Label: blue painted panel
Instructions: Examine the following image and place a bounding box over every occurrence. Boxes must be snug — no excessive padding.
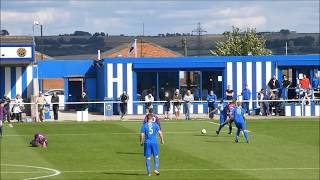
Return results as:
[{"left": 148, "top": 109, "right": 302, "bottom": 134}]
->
[
  {"left": 22, "top": 67, "right": 27, "bottom": 97},
  {"left": 0, "top": 67, "right": 5, "bottom": 97},
  {"left": 10, "top": 67, "right": 16, "bottom": 98},
  {"left": 38, "top": 60, "right": 95, "bottom": 78}
]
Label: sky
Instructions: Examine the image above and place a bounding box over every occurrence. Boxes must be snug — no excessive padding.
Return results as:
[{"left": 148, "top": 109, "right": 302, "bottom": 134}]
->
[{"left": 1, "top": 0, "right": 319, "bottom": 36}]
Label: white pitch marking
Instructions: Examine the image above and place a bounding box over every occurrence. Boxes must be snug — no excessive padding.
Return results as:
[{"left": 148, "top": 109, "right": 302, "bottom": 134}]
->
[
  {"left": 1, "top": 164, "right": 61, "bottom": 180},
  {"left": 209, "top": 121, "right": 251, "bottom": 132}
]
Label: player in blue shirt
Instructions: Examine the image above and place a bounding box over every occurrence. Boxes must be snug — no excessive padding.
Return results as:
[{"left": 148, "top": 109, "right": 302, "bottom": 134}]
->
[
  {"left": 231, "top": 101, "right": 249, "bottom": 143},
  {"left": 215, "top": 100, "right": 228, "bottom": 135},
  {"left": 140, "top": 113, "right": 164, "bottom": 176}
]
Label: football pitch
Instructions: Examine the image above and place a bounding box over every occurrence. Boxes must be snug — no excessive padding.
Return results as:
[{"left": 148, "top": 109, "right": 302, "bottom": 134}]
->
[{"left": 1, "top": 118, "right": 319, "bottom": 180}]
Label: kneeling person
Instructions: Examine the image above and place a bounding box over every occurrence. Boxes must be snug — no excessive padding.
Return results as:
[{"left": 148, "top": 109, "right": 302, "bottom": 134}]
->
[
  {"left": 140, "top": 113, "right": 164, "bottom": 176},
  {"left": 30, "top": 133, "right": 48, "bottom": 148}
]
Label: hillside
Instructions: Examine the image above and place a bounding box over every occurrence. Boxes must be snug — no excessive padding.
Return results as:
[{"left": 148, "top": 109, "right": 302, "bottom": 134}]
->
[{"left": 34, "top": 32, "right": 320, "bottom": 58}]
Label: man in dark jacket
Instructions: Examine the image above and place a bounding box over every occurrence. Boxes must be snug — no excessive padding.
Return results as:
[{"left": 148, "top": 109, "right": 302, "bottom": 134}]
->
[
  {"left": 120, "top": 91, "right": 129, "bottom": 119},
  {"left": 79, "top": 92, "right": 88, "bottom": 111},
  {"left": 2, "top": 95, "right": 11, "bottom": 123},
  {"left": 51, "top": 92, "right": 59, "bottom": 120}
]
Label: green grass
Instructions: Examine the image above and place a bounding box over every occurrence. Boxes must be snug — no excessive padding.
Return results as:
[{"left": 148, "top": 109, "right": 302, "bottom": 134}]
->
[{"left": 1, "top": 118, "right": 319, "bottom": 180}]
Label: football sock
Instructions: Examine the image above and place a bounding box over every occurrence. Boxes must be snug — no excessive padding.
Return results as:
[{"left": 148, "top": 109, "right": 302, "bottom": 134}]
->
[
  {"left": 229, "top": 125, "right": 232, "bottom": 133},
  {"left": 243, "top": 130, "right": 249, "bottom": 142},
  {"left": 146, "top": 158, "right": 151, "bottom": 174},
  {"left": 236, "top": 129, "right": 241, "bottom": 140},
  {"left": 154, "top": 156, "right": 159, "bottom": 170}
]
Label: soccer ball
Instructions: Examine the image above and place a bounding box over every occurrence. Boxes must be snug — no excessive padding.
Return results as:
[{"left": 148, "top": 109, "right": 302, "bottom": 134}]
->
[{"left": 201, "top": 129, "right": 207, "bottom": 135}]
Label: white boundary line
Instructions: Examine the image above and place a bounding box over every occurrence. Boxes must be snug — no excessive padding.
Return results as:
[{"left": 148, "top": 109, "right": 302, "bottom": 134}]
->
[
  {"left": 209, "top": 121, "right": 251, "bottom": 133},
  {"left": 1, "top": 164, "right": 61, "bottom": 180},
  {"left": 1, "top": 167, "right": 318, "bottom": 174}
]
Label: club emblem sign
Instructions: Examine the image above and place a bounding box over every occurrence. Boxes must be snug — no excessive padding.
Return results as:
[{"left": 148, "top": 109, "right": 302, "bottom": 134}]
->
[{"left": 17, "top": 47, "right": 27, "bottom": 57}]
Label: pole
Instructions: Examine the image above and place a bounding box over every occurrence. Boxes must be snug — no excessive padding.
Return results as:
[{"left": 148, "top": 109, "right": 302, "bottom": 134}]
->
[
  {"left": 285, "top": 41, "right": 288, "bottom": 56},
  {"left": 40, "top": 24, "right": 44, "bottom": 60}
]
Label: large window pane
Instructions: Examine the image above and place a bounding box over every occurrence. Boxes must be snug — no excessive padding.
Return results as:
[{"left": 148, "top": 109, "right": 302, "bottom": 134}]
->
[
  {"left": 202, "top": 71, "right": 223, "bottom": 100},
  {"left": 159, "top": 72, "right": 179, "bottom": 100},
  {"left": 179, "top": 71, "right": 201, "bottom": 100},
  {"left": 137, "top": 72, "right": 157, "bottom": 101}
]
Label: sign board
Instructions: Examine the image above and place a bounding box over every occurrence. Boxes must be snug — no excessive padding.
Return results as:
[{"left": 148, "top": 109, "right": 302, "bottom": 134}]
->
[{"left": 0, "top": 45, "right": 34, "bottom": 61}]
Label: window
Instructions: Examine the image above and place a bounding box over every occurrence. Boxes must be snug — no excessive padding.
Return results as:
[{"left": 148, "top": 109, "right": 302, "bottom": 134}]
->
[
  {"left": 179, "top": 71, "right": 201, "bottom": 100},
  {"left": 137, "top": 72, "right": 157, "bottom": 101},
  {"left": 159, "top": 72, "right": 179, "bottom": 100},
  {"left": 202, "top": 71, "right": 223, "bottom": 100}
]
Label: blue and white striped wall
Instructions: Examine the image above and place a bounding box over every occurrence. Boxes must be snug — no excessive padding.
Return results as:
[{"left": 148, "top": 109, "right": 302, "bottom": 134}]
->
[
  {"left": 0, "top": 65, "right": 33, "bottom": 99},
  {"left": 285, "top": 104, "right": 320, "bottom": 117},
  {"left": 105, "top": 60, "right": 278, "bottom": 115},
  {"left": 226, "top": 61, "right": 276, "bottom": 110}
]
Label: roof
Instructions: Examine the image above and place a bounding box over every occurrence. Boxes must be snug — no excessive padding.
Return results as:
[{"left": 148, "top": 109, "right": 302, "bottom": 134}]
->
[
  {"left": 0, "top": 36, "right": 33, "bottom": 44},
  {"left": 98, "top": 40, "right": 183, "bottom": 59}
]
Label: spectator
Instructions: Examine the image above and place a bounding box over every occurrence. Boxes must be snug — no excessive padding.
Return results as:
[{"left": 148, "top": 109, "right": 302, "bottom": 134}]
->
[
  {"left": 282, "top": 75, "right": 291, "bottom": 100},
  {"left": 1, "top": 95, "right": 11, "bottom": 124},
  {"left": 262, "top": 90, "right": 271, "bottom": 116},
  {"left": 206, "top": 91, "right": 217, "bottom": 120},
  {"left": 13, "top": 94, "right": 24, "bottom": 122},
  {"left": 312, "top": 72, "right": 320, "bottom": 103},
  {"left": 183, "top": 90, "right": 194, "bottom": 120},
  {"left": 36, "top": 92, "right": 47, "bottom": 122},
  {"left": 120, "top": 91, "right": 129, "bottom": 119},
  {"left": 173, "top": 89, "right": 182, "bottom": 120},
  {"left": 163, "top": 92, "right": 171, "bottom": 120},
  {"left": 268, "top": 75, "right": 280, "bottom": 95},
  {"left": 300, "top": 74, "right": 311, "bottom": 105},
  {"left": 241, "top": 84, "right": 251, "bottom": 114},
  {"left": 144, "top": 91, "right": 154, "bottom": 114},
  {"left": 269, "top": 90, "right": 280, "bottom": 116},
  {"left": 51, "top": 92, "right": 59, "bottom": 120},
  {"left": 225, "top": 85, "right": 234, "bottom": 101},
  {"left": 257, "top": 89, "right": 265, "bottom": 115},
  {"left": 0, "top": 102, "right": 7, "bottom": 137},
  {"left": 79, "top": 92, "right": 89, "bottom": 111}
]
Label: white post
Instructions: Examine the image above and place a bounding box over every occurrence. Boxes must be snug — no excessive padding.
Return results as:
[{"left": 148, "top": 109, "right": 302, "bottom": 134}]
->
[
  {"left": 97, "top": 50, "right": 101, "bottom": 60},
  {"left": 103, "top": 102, "right": 106, "bottom": 121},
  {"left": 134, "top": 39, "right": 138, "bottom": 58}
]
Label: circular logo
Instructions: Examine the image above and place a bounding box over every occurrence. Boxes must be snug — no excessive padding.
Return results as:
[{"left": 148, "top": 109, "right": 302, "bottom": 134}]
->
[{"left": 17, "top": 48, "right": 27, "bottom": 57}]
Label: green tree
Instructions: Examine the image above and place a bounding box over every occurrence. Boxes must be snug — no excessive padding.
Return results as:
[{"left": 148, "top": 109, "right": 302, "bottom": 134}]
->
[{"left": 210, "top": 27, "right": 272, "bottom": 56}]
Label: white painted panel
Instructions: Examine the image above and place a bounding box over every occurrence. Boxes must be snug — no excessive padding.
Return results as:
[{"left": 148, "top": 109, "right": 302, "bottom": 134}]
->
[
  {"left": 117, "top": 63, "right": 123, "bottom": 97},
  {"left": 256, "top": 62, "right": 262, "bottom": 107},
  {"left": 169, "top": 104, "right": 174, "bottom": 114},
  {"left": 285, "top": 106, "right": 291, "bottom": 116},
  {"left": 0, "top": 46, "right": 32, "bottom": 58},
  {"left": 26, "top": 65, "right": 33, "bottom": 97},
  {"left": 16, "top": 67, "right": 22, "bottom": 96},
  {"left": 236, "top": 62, "right": 242, "bottom": 97},
  {"left": 107, "top": 63, "right": 113, "bottom": 98},
  {"left": 305, "top": 105, "right": 311, "bottom": 116},
  {"left": 157, "top": 104, "right": 163, "bottom": 115},
  {"left": 137, "top": 105, "right": 143, "bottom": 115},
  {"left": 295, "top": 106, "right": 301, "bottom": 116},
  {"left": 246, "top": 62, "right": 253, "bottom": 110},
  {"left": 4, "top": 67, "right": 11, "bottom": 98},
  {"left": 127, "top": 63, "right": 133, "bottom": 114},
  {"left": 198, "top": 104, "right": 203, "bottom": 114},
  {"left": 226, "top": 62, "right": 233, "bottom": 89},
  {"left": 315, "top": 105, "right": 320, "bottom": 116},
  {"left": 266, "top": 61, "right": 272, "bottom": 86},
  {"left": 190, "top": 104, "right": 193, "bottom": 114}
]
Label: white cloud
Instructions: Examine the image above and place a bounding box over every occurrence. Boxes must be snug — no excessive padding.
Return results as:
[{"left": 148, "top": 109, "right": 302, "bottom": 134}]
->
[
  {"left": 204, "top": 16, "right": 267, "bottom": 30},
  {"left": 83, "top": 17, "right": 128, "bottom": 32},
  {"left": 1, "top": 9, "right": 71, "bottom": 25}
]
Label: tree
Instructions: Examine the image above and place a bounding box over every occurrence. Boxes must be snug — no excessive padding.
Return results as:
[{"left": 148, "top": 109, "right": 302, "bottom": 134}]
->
[
  {"left": 210, "top": 27, "right": 272, "bottom": 56},
  {"left": 0, "top": 29, "right": 9, "bottom": 36},
  {"left": 280, "top": 29, "right": 290, "bottom": 36}
]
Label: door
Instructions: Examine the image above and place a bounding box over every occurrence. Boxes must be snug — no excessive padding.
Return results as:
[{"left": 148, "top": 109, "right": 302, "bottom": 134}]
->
[{"left": 68, "top": 79, "right": 83, "bottom": 110}]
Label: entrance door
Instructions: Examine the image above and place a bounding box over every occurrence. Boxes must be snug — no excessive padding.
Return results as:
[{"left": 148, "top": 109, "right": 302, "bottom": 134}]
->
[
  {"left": 202, "top": 71, "right": 223, "bottom": 99},
  {"left": 68, "top": 78, "right": 83, "bottom": 110}
]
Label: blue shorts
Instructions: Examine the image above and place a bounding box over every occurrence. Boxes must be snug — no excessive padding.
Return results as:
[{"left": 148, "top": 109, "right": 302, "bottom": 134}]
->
[
  {"left": 144, "top": 143, "right": 158, "bottom": 157},
  {"left": 235, "top": 122, "right": 246, "bottom": 131}
]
